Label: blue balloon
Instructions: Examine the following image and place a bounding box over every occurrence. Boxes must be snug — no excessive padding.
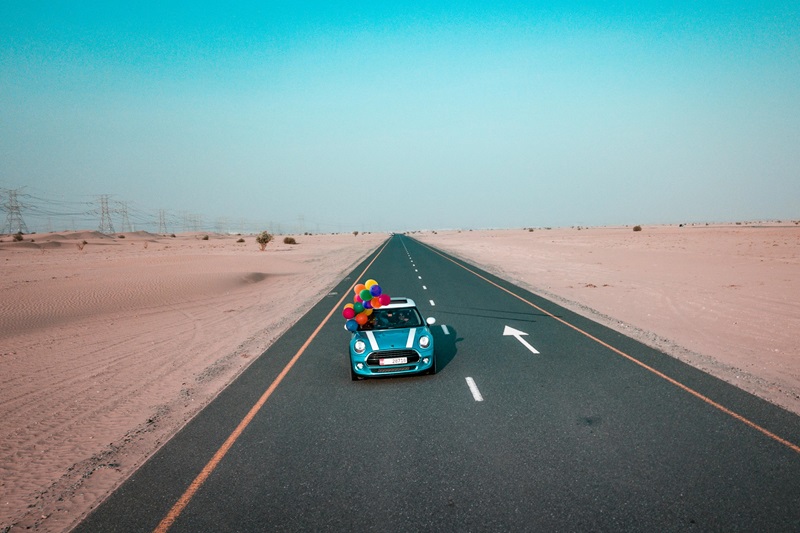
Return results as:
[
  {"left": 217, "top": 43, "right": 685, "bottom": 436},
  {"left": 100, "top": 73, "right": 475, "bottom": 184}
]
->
[
  {"left": 345, "top": 319, "right": 358, "bottom": 332},
  {"left": 363, "top": 300, "right": 372, "bottom": 309},
  {"left": 370, "top": 284, "right": 382, "bottom": 297}
]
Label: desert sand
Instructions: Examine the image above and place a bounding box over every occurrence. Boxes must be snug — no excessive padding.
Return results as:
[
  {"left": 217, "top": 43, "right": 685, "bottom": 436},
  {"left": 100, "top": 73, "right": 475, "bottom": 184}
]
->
[{"left": 1, "top": 224, "right": 798, "bottom": 532}]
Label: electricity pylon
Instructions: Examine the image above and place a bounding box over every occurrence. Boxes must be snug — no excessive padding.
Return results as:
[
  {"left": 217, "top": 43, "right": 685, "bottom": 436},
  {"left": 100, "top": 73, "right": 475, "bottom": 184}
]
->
[
  {"left": 2, "top": 189, "right": 30, "bottom": 235},
  {"left": 98, "top": 195, "right": 115, "bottom": 234}
]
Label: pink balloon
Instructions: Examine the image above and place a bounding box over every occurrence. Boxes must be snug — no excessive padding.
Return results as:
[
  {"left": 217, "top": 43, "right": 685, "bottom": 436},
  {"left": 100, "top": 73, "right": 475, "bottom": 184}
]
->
[
  {"left": 342, "top": 307, "right": 356, "bottom": 319},
  {"left": 379, "top": 294, "right": 391, "bottom": 306}
]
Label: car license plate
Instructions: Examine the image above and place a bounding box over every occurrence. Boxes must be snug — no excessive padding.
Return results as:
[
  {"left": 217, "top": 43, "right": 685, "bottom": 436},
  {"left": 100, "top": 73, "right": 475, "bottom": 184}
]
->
[{"left": 379, "top": 357, "right": 407, "bottom": 366}]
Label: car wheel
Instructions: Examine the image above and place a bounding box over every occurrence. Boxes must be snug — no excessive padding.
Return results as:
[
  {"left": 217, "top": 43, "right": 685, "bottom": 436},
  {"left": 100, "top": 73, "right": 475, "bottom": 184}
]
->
[
  {"left": 350, "top": 365, "right": 361, "bottom": 381},
  {"left": 428, "top": 354, "right": 437, "bottom": 375}
]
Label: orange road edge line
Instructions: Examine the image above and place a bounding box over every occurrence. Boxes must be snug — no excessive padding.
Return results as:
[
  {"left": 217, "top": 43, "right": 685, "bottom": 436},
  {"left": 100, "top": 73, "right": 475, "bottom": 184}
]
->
[
  {"left": 418, "top": 240, "right": 800, "bottom": 455},
  {"left": 154, "top": 239, "right": 390, "bottom": 532}
]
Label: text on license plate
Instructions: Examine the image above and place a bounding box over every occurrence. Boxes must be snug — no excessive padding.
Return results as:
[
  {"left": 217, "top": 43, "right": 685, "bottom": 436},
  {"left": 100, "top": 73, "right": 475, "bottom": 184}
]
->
[{"left": 379, "top": 357, "right": 408, "bottom": 366}]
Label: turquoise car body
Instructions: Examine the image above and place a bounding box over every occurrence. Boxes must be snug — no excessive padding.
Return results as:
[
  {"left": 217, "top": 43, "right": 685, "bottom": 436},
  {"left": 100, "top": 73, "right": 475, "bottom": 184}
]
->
[{"left": 348, "top": 298, "right": 436, "bottom": 380}]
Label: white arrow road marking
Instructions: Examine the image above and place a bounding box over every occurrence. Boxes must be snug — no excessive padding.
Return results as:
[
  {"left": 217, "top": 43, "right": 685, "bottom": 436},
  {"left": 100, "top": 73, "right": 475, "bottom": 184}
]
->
[
  {"left": 502, "top": 325, "right": 540, "bottom": 354},
  {"left": 465, "top": 377, "right": 484, "bottom": 402}
]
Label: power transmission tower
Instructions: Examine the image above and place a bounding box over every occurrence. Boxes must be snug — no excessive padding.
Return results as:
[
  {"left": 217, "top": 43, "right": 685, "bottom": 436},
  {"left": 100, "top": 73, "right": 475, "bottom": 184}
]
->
[
  {"left": 118, "top": 201, "right": 132, "bottom": 233},
  {"left": 158, "top": 209, "right": 168, "bottom": 234},
  {"left": 2, "top": 189, "right": 30, "bottom": 235},
  {"left": 98, "top": 195, "right": 115, "bottom": 234}
]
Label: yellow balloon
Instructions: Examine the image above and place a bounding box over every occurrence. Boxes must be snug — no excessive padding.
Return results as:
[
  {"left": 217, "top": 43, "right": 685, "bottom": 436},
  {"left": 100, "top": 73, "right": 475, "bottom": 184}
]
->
[
  {"left": 364, "top": 308, "right": 373, "bottom": 315},
  {"left": 365, "top": 279, "right": 378, "bottom": 289}
]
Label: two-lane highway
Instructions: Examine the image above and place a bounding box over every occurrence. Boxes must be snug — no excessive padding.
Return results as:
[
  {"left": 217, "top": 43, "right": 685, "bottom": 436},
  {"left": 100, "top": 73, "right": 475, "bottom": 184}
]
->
[{"left": 76, "top": 234, "right": 800, "bottom": 532}]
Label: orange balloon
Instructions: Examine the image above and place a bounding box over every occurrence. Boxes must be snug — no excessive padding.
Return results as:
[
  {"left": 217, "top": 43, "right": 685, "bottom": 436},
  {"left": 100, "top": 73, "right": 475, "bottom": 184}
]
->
[
  {"left": 371, "top": 297, "right": 382, "bottom": 309},
  {"left": 355, "top": 312, "right": 368, "bottom": 325},
  {"left": 354, "top": 284, "right": 366, "bottom": 295}
]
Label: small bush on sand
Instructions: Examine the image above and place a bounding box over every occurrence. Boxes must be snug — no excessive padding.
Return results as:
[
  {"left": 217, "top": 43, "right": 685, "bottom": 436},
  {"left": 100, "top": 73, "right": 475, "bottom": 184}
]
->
[
  {"left": 237, "top": 237, "right": 245, "bottom": 243},
  {"left": 201, "top": 235, "right": 209, "bottom": 240},
  {"left": 76, "top": 240, "right": 88, "bottom": 251},
  {"left": 117, "top": 234, "right": 125, "bottom": 239},
  {"left": 13, "top": 232, "right": 24, "bottom": 242},
  {"left": 633, "top": 225, "right": 643, "bottom": 232},
  {"left": 283, "top": 236, "right": 297, "bottom": 245},
  {"left": 353, "top": 231, "right": 359, "bottom": 236},
  {"left": 256, "top": 231, "right": 273, "bottom": 251}
]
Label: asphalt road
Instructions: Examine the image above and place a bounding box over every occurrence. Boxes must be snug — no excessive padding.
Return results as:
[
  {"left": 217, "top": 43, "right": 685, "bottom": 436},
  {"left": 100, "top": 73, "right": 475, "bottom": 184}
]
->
[{"left": 75, "top": 234, "right": 800, "bottom": 532}]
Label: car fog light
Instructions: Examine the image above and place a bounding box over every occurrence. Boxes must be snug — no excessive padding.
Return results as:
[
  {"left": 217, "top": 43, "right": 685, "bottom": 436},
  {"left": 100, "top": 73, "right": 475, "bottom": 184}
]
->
[
  {"left": 356, "top": 363, "right": 364, "bottom": 370},
  {"left": 422, "top": 357, "right": 430, "bottom": 364}
]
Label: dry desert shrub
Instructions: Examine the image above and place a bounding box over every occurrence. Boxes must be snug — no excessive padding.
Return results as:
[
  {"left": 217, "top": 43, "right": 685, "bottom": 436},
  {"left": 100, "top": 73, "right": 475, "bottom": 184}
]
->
[
  {"left": 76, "top": 240, "right": 88, "bottom": 251},
  {"left": 633, "top": 225, "right": 643, "bottom": 232},
  {"left": 255, "top": 231, "right": 273, "bottom": 251},
  {"left": 13, "top": 232, "right": 24, "bottom": 242},
  {"left": 237, "top": 237, "right": 245, "bottom": 243},
  {"left": 283, "top": 236, "right": 297, "bottom": 245}
]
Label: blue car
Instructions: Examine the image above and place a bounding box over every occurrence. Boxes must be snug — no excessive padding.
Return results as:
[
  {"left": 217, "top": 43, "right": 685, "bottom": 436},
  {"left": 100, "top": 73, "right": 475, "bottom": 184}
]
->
[{"left": 348, "top": 298, "right": 437, "bottom": 380}]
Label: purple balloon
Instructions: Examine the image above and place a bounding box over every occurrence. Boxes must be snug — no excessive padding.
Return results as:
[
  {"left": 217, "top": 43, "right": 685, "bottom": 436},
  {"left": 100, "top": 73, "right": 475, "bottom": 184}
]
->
[{"left": 370, "top": 284, "right": 382, "bottom": 297}]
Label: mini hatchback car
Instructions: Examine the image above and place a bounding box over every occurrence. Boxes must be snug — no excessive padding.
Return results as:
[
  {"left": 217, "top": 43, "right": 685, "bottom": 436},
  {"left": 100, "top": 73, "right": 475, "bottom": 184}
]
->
[{"left": 348, "top": 298, "right": 436, "bottom": 380}]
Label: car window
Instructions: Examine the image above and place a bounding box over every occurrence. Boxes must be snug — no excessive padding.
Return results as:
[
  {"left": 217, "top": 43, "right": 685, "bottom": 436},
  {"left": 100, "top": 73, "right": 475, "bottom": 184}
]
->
[{"left": 361, "top": 307, "right": 423, "bottom": 330}]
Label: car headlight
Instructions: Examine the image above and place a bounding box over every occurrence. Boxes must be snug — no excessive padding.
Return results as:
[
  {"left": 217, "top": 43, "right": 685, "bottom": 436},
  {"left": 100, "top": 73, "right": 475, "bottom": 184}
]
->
[
  {"left": 419, "top": 335, "right": 430, "bottom": 348},
  {"left": 354, "top": 340, "right": 366, "bottom": 354}
]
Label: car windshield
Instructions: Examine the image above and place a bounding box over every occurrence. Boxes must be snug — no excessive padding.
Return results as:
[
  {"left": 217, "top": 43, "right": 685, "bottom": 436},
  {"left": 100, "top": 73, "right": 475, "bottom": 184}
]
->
[{"left": 360, "top": 307, "right": 423, "bottom": 331}]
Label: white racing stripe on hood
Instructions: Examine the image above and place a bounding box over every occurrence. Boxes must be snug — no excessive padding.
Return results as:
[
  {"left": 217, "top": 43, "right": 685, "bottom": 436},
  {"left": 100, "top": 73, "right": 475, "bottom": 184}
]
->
[
  {"left": 365, "top": 331, "right": 379, "bottom": 351},
  {"left": 406, "top": 328, "right": 416, "bottom": 348}
]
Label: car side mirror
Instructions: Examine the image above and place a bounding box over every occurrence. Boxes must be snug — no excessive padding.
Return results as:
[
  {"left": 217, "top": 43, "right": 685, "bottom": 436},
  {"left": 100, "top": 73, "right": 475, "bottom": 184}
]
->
[{"left": 426, "top": 317, "right": 436, "bottom": 325}]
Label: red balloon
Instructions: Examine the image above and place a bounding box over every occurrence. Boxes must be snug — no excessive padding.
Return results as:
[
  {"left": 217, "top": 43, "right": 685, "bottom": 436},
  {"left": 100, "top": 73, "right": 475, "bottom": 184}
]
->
[
  {"left": 342, "top": 307, "right": 356, "bottom": 319},
  {"left": 379, "top": 294, "right": 391, "bottom": 306}
]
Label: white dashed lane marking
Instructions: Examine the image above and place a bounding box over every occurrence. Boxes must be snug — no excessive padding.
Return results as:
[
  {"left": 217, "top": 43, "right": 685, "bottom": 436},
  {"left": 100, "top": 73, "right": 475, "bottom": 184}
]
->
[
  {"left": 466, "top": 378, "right": 484, "bottom": 402},
  {"left": 430, "top": 300, "right": 435, "bottom": 306},
  {"left": 441, "top": 325, "right": 450, "bottom": 335}
]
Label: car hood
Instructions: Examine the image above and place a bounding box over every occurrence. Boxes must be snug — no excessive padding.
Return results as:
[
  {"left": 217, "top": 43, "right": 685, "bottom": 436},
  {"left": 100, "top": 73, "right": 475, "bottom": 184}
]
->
[{"left": 363, "top": 328, "right": 420, "bottom": 350}]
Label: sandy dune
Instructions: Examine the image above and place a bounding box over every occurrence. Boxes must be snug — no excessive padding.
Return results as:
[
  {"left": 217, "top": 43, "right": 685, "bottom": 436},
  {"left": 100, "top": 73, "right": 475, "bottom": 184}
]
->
[
  {"left": 0, "top": 231, "right": 384, "bottom": 532},
  {"left": 1, "top": 224, "right": 798, "bottom": 532}
]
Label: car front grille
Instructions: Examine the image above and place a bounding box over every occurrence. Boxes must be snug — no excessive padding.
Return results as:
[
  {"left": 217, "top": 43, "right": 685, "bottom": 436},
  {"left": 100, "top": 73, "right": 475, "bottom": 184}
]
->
[
  {"left": 372, "top": 366, "right": 416, "bottom": 374},
  {"left": 366, "top": 349, "right": 419, "bottom": 366}
]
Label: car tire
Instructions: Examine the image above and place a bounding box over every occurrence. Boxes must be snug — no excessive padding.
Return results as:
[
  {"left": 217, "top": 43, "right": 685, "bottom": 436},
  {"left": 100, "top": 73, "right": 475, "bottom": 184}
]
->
[
  {"left": 428, "top": 354, "right": 437, "bottom": 375},
  {"left": 350, "top": 365, "right": 361, "bottom": 381}
]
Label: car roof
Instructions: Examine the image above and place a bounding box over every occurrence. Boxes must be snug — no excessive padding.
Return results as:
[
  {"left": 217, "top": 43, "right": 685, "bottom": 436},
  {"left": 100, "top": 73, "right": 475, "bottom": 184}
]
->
[{"left": 380, "top": 297, "right": 417, "bottom": 310}]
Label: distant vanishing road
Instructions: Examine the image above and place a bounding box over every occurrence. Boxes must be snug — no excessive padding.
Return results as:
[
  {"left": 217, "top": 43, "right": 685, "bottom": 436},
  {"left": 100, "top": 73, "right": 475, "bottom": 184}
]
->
[{"left": 76, "top": 234, "right": 800, "bottom": 532}]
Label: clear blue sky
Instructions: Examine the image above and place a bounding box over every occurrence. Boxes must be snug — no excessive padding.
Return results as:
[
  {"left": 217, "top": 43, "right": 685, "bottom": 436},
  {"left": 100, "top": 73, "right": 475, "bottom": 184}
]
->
[{"left": 2, "top": 1, "right": 798, "bottom": 233}]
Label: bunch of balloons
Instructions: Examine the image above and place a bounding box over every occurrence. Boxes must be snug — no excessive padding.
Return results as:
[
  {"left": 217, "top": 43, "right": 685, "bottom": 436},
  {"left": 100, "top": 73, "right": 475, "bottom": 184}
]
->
[{"left": 342, "top": 279, "right": 391, "bottom": 332}]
